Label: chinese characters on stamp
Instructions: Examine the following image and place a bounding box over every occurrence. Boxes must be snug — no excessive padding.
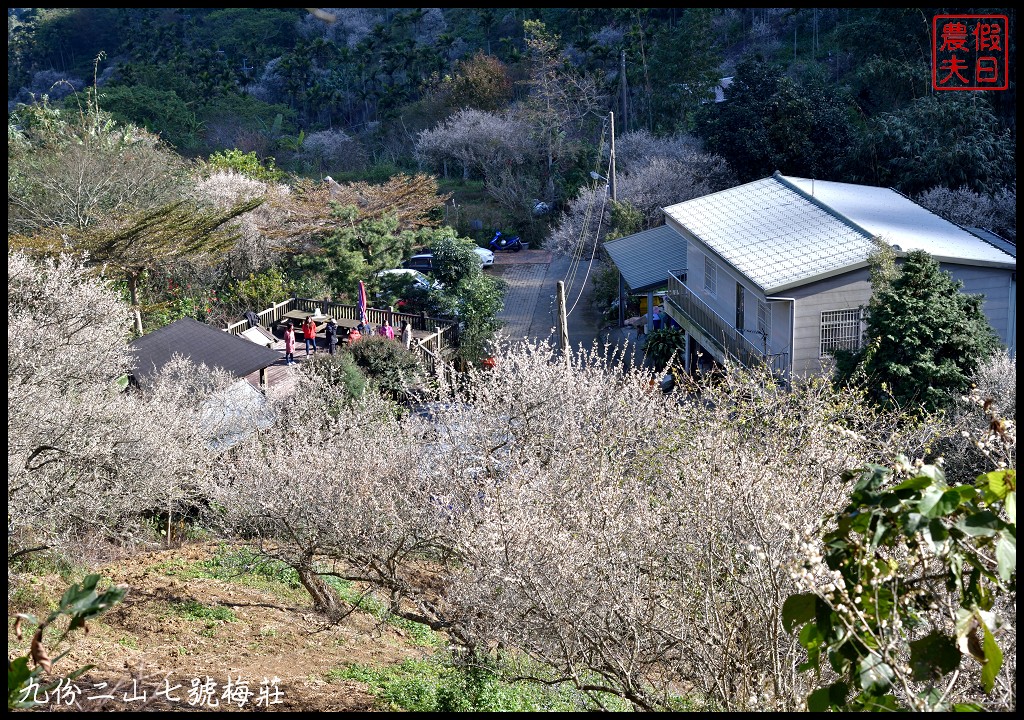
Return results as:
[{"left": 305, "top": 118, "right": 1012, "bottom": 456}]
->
[{"left": 933, "top": 14, "right": 1009, "bottom": 91}]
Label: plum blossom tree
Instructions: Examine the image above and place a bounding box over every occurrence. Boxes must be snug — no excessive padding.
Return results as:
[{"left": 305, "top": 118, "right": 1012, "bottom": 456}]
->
[
  {"left": 7, "top": 252, "right": 221, "bottom": 563},
  {"left": 209, "top": 335, "right": 948, "bottom": 711},
  {"left": 548, "top": 131, "right": 735, "bottom": 256},
  {"left": 415, "top": 108, "right": 534, "bottom": 183}
]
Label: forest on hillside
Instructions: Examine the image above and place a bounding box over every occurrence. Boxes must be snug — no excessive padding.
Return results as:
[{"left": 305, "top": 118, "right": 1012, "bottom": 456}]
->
[{"left": 8, "top": 8, "right": 1017, "bottom": 237}]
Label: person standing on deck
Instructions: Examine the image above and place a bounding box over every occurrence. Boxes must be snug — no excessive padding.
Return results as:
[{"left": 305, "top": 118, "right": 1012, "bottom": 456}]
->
[
  {"left": 324, "top": 318, "right": 339, "bottom": 355},
  {"left": 401, "top": 320, "right": 413, "bottom": 349},
  {"left": 302, "top": 315, "right": 318, "bottom": 355},
  {"left": 283, "top": 322, "right": 296, "bottom": 365},
  {"left": 379, "top": 320, "right": 395, "bottom": 340}
]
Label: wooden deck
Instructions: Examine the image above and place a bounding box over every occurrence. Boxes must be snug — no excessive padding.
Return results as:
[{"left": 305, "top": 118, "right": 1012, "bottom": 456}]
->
[
  {"left": 240, "top": 321, "right": 445, "bottom": 394},
  {"left": 241, "top": 333, "right": 324, "bottom": 394},
  {"left": 229, "top": 297, "right": 458, "bottom": 381}
]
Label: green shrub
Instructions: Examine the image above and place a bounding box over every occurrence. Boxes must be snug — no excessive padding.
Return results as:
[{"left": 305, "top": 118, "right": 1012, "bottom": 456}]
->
[
  {"left": 302, "top": 352, "right": 367, "bottom": 403},
  {"left": 346, "top": 335, "right": 424, "bottom": 400},
  {"left": 171, "top": 599, "right": 237, "bottom": 624},
  {"left": 643, "top": 327, "right": 687, "bottom": 370},
  {"left": 591, "top": 262, "right": 620, "bottom": 313},
  {"left": 328, "top": 653, "right": 626, "bottom": 712},
  {"left": 220, "top": 268, "right": 289, "bottom": 314}
]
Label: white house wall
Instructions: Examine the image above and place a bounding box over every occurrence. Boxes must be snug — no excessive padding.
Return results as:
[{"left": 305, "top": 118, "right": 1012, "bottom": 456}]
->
[
  {"left": 940, "top": 262, "right": 1016, "bottom": 356},
  {"left": 765, "top": 298, "right": 793, "bottom": 365},
  {"left": 684, "top": 240, "right": 788, "bottom": 358},
  {"left": 789, "top": 268, "right": 872, "bottom": 377}
]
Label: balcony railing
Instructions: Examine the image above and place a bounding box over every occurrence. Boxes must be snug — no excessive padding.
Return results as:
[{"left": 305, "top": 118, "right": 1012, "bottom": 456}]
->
[{"left": 666, "top": 271, "right": 788, "bottom": 375}]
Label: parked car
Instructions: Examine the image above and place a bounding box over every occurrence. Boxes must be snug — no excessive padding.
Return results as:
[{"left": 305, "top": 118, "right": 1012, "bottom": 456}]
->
[
  {"left": 402, "top": 248, "right": 493, "bottom": 272},
  {"left": 402, "top": 253, "right": 436, "bottom": 272},
  {"left": 473, "top": 247, "right": 494, "bottom": 267},
  {"left": 375, "top": 268, "right": 441, "bottom": 291}
]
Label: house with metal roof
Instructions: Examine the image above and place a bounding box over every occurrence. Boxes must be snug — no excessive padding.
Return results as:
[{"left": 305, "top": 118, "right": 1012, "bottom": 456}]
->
[{"left": 611, "top": 172, "right": 1015, "bottom": 378}]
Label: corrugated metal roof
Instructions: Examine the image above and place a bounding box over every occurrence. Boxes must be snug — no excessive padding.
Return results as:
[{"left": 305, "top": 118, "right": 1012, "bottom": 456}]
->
[
  {"left": 661, "top": 174, "right": 1015, "bottom": 294},
  {"left": 662, "top": 176, "right": 876, "bottom": 293},
  {"left": 129, "top": 317, "right": 282, "bottom": 386},
  {"left": 966, "top": 227, "right": 1016, "bottom": 258},
  {"left": 603, "top": 225, "right": 687, "bottom": 293},
  {"left": 783, "top": 176, "right": 1015, "bottom": 268}
]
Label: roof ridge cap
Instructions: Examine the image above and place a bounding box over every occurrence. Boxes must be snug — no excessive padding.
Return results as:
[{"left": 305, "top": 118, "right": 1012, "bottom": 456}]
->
[{"left": 772, "top": 172, "right": 876, "bottom": 242}]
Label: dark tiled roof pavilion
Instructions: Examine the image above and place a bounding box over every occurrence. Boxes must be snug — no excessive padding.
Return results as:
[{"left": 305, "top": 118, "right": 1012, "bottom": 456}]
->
[{"left": 128, "top": 317, "right": 282, "bottom": 388}]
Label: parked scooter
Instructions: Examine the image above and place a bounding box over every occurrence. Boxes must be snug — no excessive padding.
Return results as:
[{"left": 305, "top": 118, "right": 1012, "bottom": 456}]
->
[{"left": 489, "top": 230, "right": 523, "bottom": 253}]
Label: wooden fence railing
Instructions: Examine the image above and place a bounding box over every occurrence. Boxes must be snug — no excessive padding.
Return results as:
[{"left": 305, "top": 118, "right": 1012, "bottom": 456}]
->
[{"left": 225, "top": 298, "right": 457, "bottom": 375}]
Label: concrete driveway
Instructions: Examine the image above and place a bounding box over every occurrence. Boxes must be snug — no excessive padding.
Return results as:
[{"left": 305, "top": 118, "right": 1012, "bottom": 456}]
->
[{"left": 491, "top": 248, "right": 644, "bottom": 368}]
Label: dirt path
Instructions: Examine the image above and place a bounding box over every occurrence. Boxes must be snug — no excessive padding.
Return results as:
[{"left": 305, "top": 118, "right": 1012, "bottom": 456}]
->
[{"left": 8, "top": 542, "right": 434, "bottom": 712}]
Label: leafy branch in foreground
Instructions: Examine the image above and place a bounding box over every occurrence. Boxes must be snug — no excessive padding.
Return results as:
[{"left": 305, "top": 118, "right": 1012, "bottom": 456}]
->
[
  {"left": 784, "top": 457, "right": 1015, "bottom": 711},
  {"left": 8, "top": 574, "right": 127, "bottom": 710}
]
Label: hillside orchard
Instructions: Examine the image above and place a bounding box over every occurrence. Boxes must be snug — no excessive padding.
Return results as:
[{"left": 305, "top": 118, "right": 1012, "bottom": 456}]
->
[{"left": 7, "top": 250, "right": 1016, "bottom": 711}]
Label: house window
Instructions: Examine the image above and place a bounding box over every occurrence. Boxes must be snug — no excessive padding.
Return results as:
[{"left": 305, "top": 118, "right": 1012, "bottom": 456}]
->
[
  {"left": 757, "top": 300, "right": 771, "bottom": 338},
  {"left": 704, "top": 257, "right": 718, "bottom": 296},
  {"left": 820, "top": 308, "right": 864, "bottom": 356}
]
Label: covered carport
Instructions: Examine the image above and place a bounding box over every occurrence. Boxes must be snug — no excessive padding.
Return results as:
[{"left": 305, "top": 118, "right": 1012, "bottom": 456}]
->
[{"left": 603, "top": 225, "right": 688, "bottom": 334}]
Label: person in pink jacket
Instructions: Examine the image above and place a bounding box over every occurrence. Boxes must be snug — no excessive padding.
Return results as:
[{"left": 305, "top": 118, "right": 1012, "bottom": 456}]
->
[
  {"left": 378, "top": 320, "right": 395, "bottom": 340},
  {"left": 283, "top": 322, "right": 296, "bottom": 365}
]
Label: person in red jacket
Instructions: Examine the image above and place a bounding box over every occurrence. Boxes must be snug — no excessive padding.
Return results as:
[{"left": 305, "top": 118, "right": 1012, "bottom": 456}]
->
[
  {"left": 348, "top": 325, "right": 362, "bottom": 343},
  {"left": 301, "top": 316, "right": 318, "bottom": 355}
]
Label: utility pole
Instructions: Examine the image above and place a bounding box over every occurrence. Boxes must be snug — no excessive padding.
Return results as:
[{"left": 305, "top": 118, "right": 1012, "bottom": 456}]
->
[
  {"left": 556, "top": 280, "right": 569, "bottom": 358},
  {"left": 609, "top": 111, "right": 616, "bottom": 203},
  {"left": 609, "top": 111, "right": 624, "bottom": 330},
  {"left": 619, "top": 50, "right": 629, "bottom": 133}
]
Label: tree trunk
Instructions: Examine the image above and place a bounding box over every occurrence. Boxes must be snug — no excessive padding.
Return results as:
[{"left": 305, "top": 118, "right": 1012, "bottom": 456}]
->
[
  {"left": 298, "top": 566, "right": 346, "bottom": 622},
  {"left": 128, "top": 271, "right": 144, "bottom": 336}
]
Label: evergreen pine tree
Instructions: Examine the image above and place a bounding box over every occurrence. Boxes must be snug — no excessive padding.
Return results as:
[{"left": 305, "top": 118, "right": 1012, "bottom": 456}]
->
[{"left": 837, "top": 248, "right": 1002, "bottom": 412}]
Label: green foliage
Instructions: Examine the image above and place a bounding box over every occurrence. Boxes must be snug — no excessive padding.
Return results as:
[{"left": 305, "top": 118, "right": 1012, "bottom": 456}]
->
[
  {"left": 643, "top": 327, "right": 687, "bottom": 370},
  {"left": 220, "top": 267, "right": 290, "bottom": 316},
  {"left": 694, "top": 54, "right": 855, "bottom": 182},
  {"left": 647, "top": 8, "right": 723, "bottom": 134},
  {"left": 293, "top": 210, "right": 412, "bottom": 301},
  {"left": 843, "top": 94, "right": 1015, "bottom": 196},
  {"left": 429, "top": 272, "right": 507, "bottom": 366},
  {"left": 427, "top": 230, "right": 481, "bottom": 288},
  {"left": 399, "top": 227, "right": 506, "bottom": 365},
  {"left": 784, "top": 461, "right": 1015, "bottom": 711},
  {"left": 328, "top": 653, "right": 628, "bottom": 712},
  {"left": 191, "top": 8, "right": 303, "bottom": 65},
  {"left": 835, "top": 249, "right": 1002, "bottom": 413},
  {"left": 9, "top": 574, "right": 126, "bottom": 710},
  {"left": 96, "top": 84, "right": 199, "bottom": 152},
  {"left": 346, "top": 335, "right": 424, "bottom": 401},
  {"left": 204, "top": 149, "right": 284, "bottom": 182},
  {"left": 276, "top": 127, "right": 306, "bottom": 153},
  {"left": 329, "top": 162, "right": 406, "bottom": 185},
  {"left": 591, "top": 262, "right": 620, "bottom": 314},
  {"left": 153, "top": 544, "right": 304, "bottom": 593},
  {"left": 607, "top": 199, "right": 643, "bottom": 241},
  {"left": 302, "top": 352, "right": 368, "bottom": 404},
  {"left": 170, "top": 599, "right": 237, "bottom": 624}
]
